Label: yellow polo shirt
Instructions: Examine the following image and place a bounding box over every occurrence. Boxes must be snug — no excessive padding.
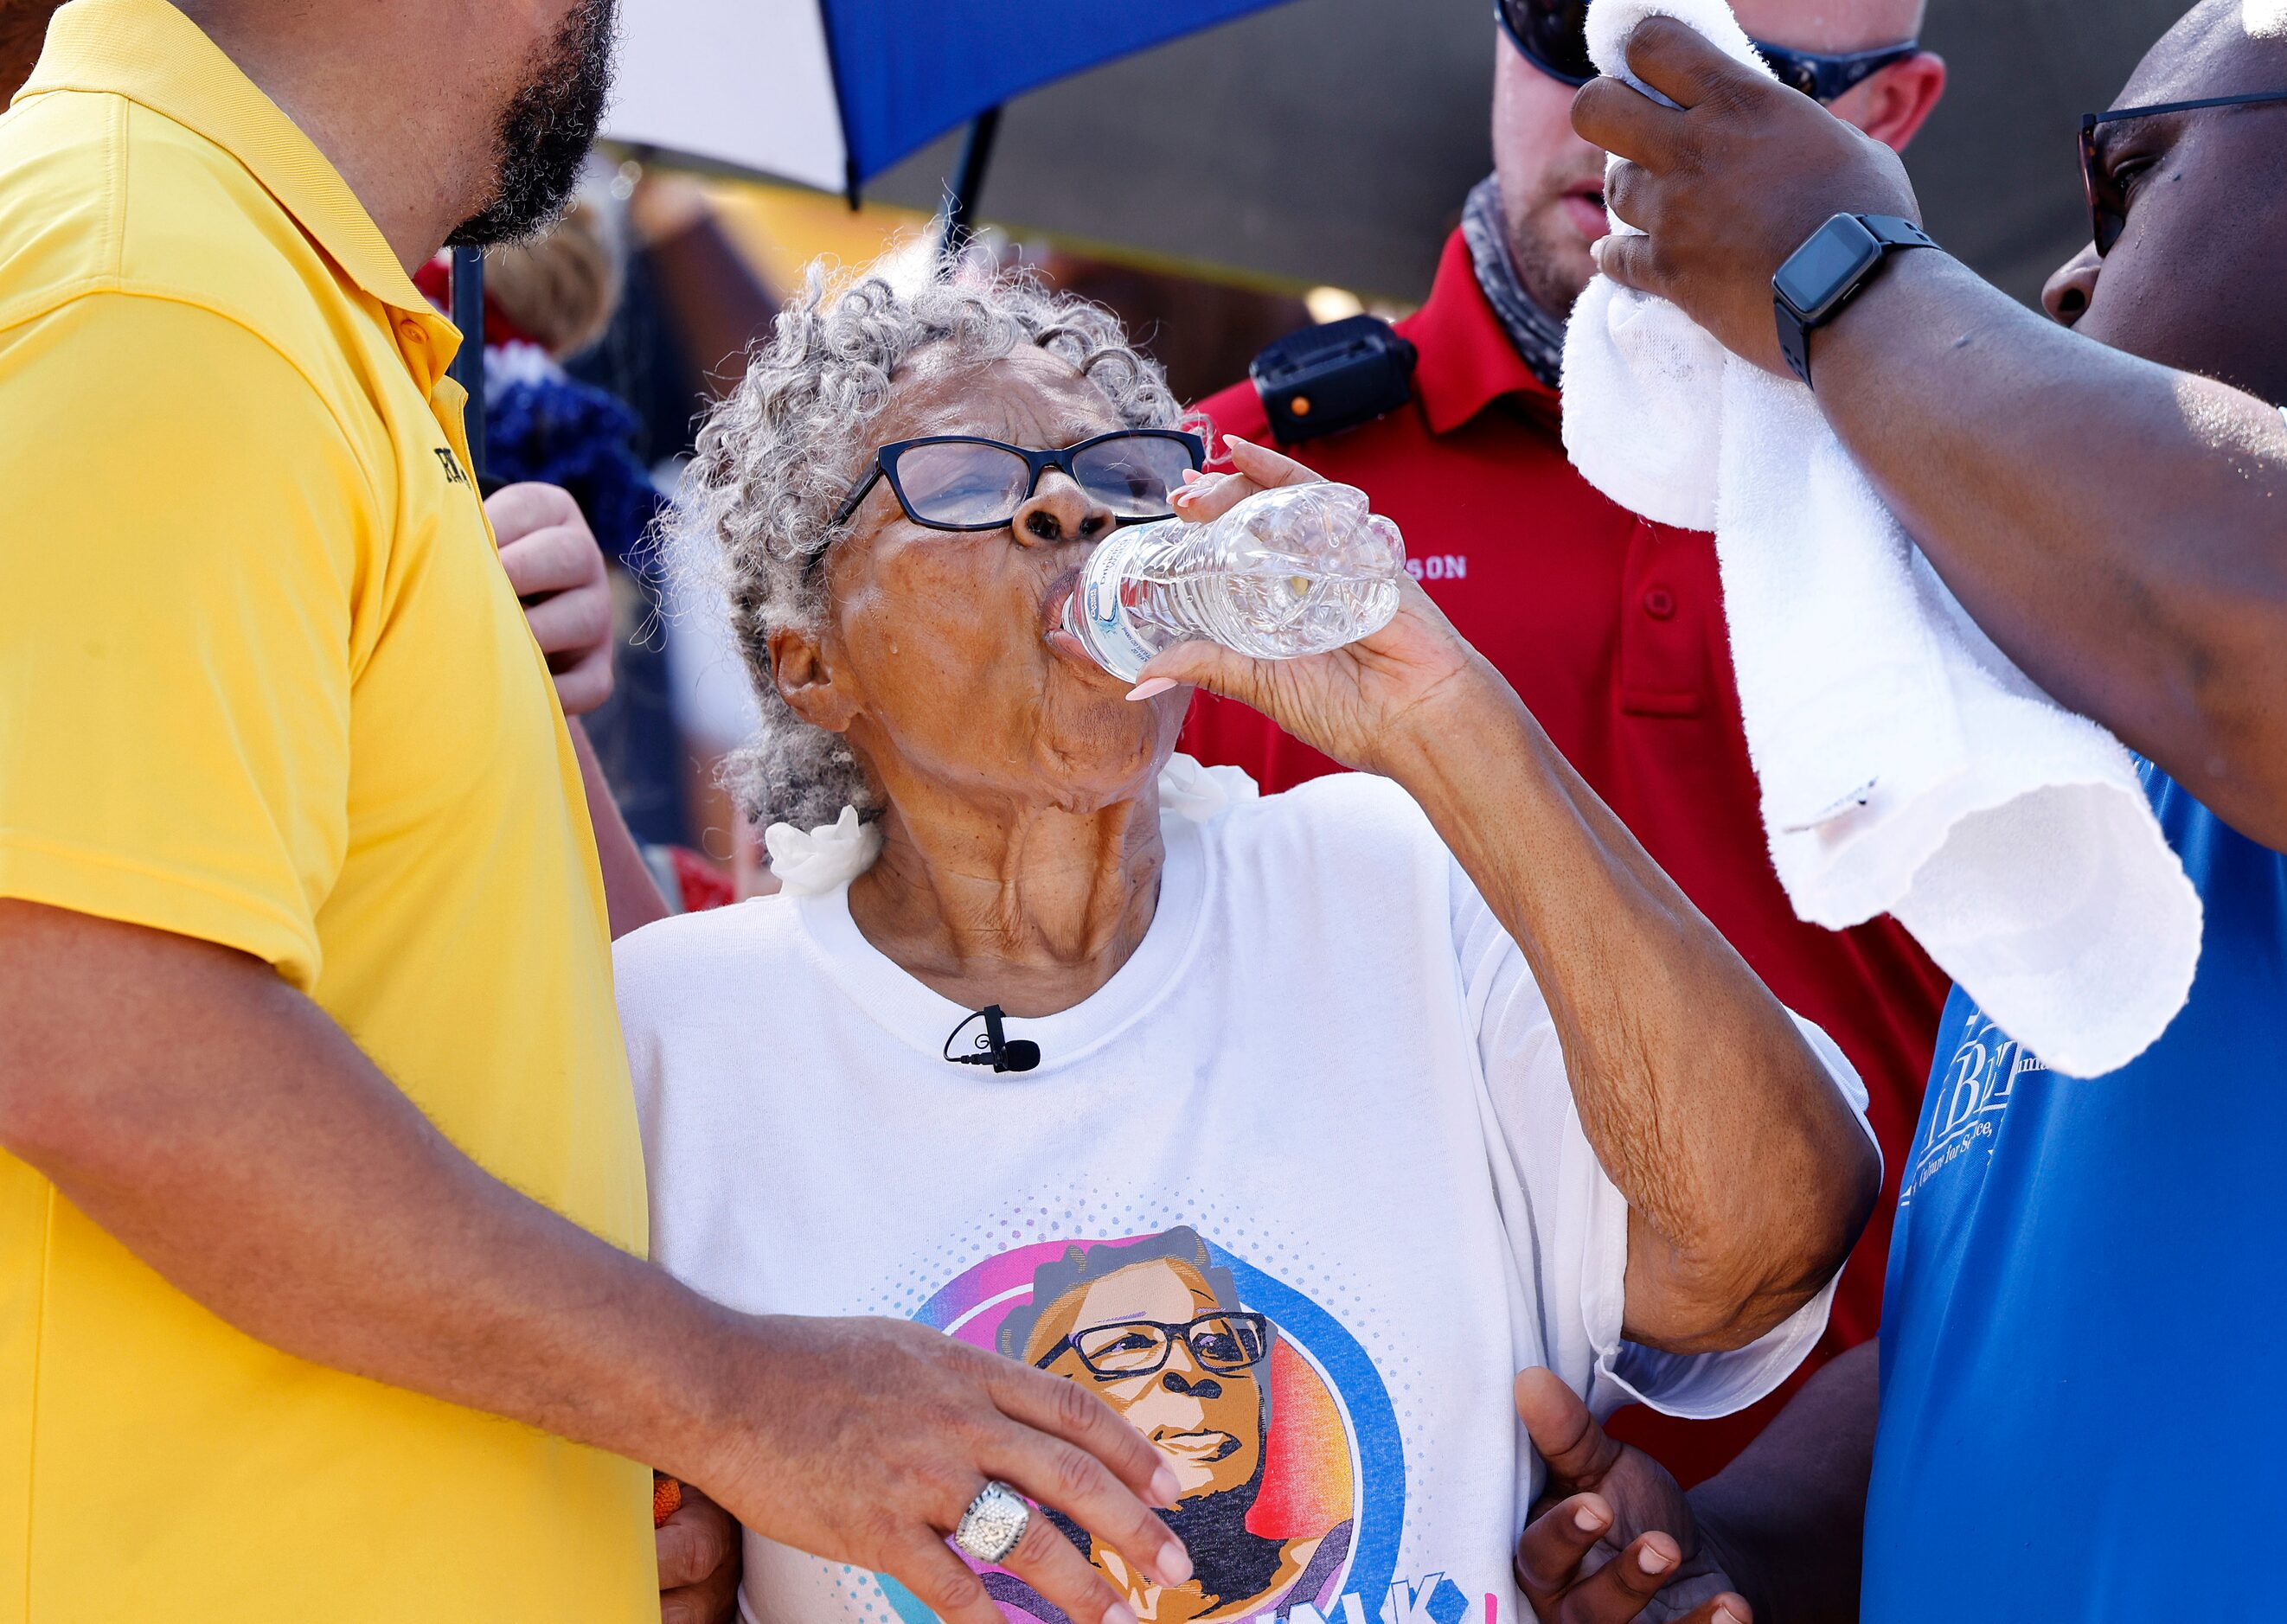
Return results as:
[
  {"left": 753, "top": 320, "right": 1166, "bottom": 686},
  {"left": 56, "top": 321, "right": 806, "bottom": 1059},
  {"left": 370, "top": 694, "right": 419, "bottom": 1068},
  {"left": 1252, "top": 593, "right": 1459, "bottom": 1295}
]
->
[{"left": 0, "top": 2, "right": 653, "bottom": 1617}]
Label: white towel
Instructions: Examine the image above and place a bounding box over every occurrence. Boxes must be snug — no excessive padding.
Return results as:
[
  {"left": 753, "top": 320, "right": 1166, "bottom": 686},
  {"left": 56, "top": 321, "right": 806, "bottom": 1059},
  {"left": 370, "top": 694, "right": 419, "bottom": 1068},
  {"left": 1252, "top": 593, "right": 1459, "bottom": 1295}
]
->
[{"left": 1559, "top": 0, "right": 2201, "bottom": 1077}]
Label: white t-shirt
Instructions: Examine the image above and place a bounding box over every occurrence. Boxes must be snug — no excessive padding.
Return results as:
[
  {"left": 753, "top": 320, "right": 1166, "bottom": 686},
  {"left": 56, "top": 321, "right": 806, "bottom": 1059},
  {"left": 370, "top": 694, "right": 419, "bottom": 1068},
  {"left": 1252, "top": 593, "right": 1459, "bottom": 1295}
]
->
[{"left": 616, "top": 773, "right": 1870, "bottom": 1624}]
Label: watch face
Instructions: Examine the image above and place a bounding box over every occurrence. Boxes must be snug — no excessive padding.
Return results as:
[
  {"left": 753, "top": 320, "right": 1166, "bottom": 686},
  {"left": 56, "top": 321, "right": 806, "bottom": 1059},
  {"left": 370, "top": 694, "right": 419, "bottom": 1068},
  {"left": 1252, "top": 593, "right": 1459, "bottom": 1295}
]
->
[{"left": 1775, "top": 216, "right": 1884, "bottom": 320}]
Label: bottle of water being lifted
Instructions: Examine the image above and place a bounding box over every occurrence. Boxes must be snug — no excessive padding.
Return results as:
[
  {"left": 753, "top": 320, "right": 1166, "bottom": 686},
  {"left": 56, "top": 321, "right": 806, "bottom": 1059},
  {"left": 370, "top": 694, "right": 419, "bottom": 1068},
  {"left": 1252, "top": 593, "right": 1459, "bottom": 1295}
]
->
[{"left": 1060, "top": 482, "right": 1407, "bottom": 683}]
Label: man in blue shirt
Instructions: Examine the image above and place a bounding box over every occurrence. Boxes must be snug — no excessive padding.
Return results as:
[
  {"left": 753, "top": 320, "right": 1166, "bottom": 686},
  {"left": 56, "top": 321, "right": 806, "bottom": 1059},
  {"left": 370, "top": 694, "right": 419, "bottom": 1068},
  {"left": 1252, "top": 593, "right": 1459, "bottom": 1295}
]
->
[{"left": 1499, "top": 3, "right": 2287, "bottom": 1621}]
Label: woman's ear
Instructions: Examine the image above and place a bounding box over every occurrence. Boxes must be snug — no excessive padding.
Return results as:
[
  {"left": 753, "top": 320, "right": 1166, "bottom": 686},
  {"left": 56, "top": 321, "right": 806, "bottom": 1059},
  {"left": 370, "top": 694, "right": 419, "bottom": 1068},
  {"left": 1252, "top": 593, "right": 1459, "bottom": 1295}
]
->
[{"left": 768, "top": 623, "right": 861, "bottom": 734}]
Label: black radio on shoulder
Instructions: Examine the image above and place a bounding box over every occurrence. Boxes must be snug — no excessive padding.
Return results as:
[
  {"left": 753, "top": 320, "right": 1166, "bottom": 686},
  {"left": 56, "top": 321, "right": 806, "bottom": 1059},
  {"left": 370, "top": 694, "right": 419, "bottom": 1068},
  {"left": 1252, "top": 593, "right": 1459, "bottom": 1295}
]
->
[{"left": 1247, "top": 315, "right": 1418, "bottom": 445}]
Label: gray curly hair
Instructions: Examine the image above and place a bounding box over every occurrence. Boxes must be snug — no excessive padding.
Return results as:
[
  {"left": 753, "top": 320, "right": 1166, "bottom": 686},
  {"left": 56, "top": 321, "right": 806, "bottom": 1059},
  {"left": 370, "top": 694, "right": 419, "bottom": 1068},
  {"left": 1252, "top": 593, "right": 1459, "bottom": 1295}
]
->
[{"left": 676, "top": 248, "right": 1191, "bottom": 832}]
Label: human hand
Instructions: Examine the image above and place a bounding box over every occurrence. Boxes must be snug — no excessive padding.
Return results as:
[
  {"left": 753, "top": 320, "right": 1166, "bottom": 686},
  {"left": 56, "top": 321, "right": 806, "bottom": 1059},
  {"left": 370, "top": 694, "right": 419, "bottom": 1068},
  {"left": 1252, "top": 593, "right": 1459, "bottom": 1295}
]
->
[
  {"left": 1512, "top": 1370, "right": 1750, "bottom": 1624},
  {"left": 692, "top": 1315, "right": 1188, "bottom": 1624},
  {"left": 1571, "top": 17, "right": 1921, "bottom": 375},
  {"left": 657, "top": 1484, "right": 741, "bottom": 1624},
  {"left": 487, "top": 481, "right": 616, "bottom": 714},
  {"left": 1130, "top": 436, "right": 1492, "bottom": 777}
]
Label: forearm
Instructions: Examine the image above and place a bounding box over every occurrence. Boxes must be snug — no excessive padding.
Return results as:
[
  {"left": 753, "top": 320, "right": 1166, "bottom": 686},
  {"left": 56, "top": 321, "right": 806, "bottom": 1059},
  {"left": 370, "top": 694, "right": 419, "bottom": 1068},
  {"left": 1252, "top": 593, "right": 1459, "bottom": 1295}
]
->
[
  {"left": 1690, "top": 1340, "right": 1879, "bottom": 1623},
  {"left": 0, "top": 902, "right": 729, "bottom": 1484},
  {"left": 1386, "top": 675, "right": 1877, "bottom": 1350},
  {"left": 571, "top": 717, "right": 673, "bottom": 938},
  {"left": 1816, "top": 253, "right": 2287, "bottom": 841}
]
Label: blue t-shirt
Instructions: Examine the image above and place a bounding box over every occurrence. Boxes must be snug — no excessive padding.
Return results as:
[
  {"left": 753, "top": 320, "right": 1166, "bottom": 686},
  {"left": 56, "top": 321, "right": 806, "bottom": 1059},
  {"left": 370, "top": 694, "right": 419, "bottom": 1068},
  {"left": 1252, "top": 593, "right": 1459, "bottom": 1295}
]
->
[{"left": 1864, "top": 762, "right": 2287, "bottom": 1621}]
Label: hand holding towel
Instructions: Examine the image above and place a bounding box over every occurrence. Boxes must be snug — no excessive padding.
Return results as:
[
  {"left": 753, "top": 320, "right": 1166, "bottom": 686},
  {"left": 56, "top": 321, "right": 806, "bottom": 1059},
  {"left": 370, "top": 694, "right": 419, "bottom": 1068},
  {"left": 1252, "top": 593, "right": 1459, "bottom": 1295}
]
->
[{"left": 1560, "top": 0, "right": 2201, "bottom": 1077}]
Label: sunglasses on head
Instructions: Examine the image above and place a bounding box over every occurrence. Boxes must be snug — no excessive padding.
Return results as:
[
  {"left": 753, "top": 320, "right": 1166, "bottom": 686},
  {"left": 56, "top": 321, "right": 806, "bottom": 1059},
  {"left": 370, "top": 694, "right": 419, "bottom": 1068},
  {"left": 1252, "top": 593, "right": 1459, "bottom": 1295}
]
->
[
  {"left": 1494, "top": 0, "right": 1918, "bottom": 104},
  {"left": 2080, "top": 88, "right": 2287, "bottom": 256},
  {"left": 828, "top": 429, "right": 1208, "bottom": 536}
]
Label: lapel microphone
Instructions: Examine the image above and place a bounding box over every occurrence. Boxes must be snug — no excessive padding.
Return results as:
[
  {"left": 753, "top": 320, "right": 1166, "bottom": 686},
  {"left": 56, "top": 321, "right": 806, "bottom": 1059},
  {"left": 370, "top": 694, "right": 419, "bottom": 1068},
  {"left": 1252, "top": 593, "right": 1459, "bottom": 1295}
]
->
[{"left": 943, "top": 1004, "right": 1042, "bottom": 1074}]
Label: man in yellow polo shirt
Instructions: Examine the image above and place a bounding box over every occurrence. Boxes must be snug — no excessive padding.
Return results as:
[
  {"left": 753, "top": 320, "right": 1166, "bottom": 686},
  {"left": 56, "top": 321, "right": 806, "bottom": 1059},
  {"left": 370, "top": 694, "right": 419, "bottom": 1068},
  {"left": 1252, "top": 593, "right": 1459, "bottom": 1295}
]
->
[{"left": 0, "top": 2, "right": 1182, "bottom": 1621}]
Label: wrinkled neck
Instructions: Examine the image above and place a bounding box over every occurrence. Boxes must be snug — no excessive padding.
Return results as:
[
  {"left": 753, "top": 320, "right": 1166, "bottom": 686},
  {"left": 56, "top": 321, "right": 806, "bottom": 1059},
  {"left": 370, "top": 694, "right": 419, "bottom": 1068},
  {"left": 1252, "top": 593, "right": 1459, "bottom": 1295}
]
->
[{"left": 847, "top": 783, "right": 1165, "bottom": 1018}]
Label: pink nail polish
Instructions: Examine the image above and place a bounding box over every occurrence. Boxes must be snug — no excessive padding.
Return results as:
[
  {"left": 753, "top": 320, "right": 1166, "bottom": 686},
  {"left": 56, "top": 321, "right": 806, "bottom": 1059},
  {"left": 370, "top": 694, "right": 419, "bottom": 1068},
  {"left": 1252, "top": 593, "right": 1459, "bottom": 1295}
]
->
[{"left": 1126, "top": 676, "right": 1178, "bottom": 701}]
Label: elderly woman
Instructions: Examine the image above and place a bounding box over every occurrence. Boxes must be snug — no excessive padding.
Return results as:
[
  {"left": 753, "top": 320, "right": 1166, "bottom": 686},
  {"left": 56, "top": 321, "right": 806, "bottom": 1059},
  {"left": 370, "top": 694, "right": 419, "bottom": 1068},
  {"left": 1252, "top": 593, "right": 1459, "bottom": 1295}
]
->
[{"left": 617, "top": 259, "right": 1878, "bottom": 1624}]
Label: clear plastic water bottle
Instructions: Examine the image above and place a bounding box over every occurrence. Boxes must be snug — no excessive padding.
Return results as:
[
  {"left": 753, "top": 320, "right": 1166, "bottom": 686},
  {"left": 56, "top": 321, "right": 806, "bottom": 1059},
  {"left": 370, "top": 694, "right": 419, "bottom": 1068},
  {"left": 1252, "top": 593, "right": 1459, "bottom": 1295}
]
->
[{"left": 1060, "top": 482, "right": 1406, "bottom": 682}]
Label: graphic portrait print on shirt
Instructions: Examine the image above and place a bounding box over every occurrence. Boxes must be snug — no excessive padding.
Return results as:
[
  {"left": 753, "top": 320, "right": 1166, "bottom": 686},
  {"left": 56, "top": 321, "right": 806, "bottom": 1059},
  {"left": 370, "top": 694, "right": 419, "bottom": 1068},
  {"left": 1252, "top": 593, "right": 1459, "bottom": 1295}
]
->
[{"left": 867, "top": 1225, "right": 1443, "bottom": 1624}]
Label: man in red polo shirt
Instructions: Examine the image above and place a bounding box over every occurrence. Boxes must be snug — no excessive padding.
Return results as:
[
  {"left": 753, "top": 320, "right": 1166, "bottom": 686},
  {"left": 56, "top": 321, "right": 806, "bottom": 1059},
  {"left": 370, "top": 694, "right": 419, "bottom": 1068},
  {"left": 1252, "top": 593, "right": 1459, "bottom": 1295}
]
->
[{"left": 1184, "top": 0, "right": 1950, "bottom": 1485}]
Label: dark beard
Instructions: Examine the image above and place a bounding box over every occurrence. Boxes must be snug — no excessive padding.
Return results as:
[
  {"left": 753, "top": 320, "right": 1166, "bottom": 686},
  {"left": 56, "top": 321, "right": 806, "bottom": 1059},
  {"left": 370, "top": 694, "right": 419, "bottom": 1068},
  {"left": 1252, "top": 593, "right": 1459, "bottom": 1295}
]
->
[
  {"left": 1505, "top": 214, "right": 1590, "bottom": 321},
  {"left": 1043, "top": 1469, "right": 1286, "bottom": 1612},
  {"left": 448, "top": 0, "right": 618, "bottom": 246}
]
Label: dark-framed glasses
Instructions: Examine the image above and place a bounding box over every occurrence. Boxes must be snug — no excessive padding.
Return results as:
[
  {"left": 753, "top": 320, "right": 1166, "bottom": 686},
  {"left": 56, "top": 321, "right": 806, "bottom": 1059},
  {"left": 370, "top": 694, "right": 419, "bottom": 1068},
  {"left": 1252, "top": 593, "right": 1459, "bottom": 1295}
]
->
[
  {"left": 830, "top": 429, "right": 1207, "bottom": 534},
  {"left": 2081, "top": 89, "right": 2287, "bottom": 256},
  {"left": 1753, "top": 39, "right": 1923, "bottom": 104},
  {"left": 1033, "top": 1310, "right": 1272, "bottom": 1380},
  {"left": 1494, "top": 0, "right": 1916, "bottom": 103}
]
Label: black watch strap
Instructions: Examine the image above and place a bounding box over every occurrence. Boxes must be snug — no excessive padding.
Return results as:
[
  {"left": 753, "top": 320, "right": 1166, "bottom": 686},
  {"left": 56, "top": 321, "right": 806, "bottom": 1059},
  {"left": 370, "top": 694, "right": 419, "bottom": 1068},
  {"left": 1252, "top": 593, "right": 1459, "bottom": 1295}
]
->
[
  {"left": 1859, "top": 214, "right": 1938, "bottom": 253},
  {"left": 1775, "top": 292, "right": 1814, "bottom": 390},
  {"left": 1773, "top": 214, "right": 1938, "bottom": 387}
]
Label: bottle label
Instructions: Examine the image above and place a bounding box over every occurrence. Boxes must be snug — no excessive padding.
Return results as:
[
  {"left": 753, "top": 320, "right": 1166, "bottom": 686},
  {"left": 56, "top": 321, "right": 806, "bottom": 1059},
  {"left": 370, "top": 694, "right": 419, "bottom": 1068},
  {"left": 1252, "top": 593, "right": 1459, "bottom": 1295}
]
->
[{"left": 1077, "top": 530, "right": 1161, "bottom": 681}]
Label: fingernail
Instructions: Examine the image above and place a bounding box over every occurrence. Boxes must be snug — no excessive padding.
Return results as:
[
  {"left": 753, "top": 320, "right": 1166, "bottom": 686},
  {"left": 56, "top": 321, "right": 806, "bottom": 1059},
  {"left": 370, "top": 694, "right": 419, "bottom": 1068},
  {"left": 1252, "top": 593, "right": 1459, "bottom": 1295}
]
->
[
  {"left": 1638, "top": 1544, "right": 1672, "bottom": 1576},
  {"left": 1714, "top": 1608, "right": 1745, "bottom": 1624},
  {"left": 1573, "top": 1503, "right": 1605, "bottom": 1533},
  {"left": 1126, "top": 677, "right": 1177, "bottom": 701},
  {"left": 1157, "top": 1539, "right": 1193, "bottom": 1587},
  {"left": 1180, "top": 468, "right": 1203, "bottom": 483},
  {"left": 1222, "top": 433, "right": 1252, "bottom": 452},
  {"left": 1150, "top": 1465, "right": 1182, "bottom": 1506},
  {"left": 1105, "top": 1607, "right": 1139, "bottom": 1624}
]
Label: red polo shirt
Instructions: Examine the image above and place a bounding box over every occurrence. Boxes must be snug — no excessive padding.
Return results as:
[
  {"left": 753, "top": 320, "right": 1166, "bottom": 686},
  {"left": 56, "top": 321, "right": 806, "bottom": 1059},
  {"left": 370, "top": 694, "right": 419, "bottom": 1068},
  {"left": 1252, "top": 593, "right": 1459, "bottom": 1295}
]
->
[{"left": 1183, "top": 229, "right": 1951, "bottom": 1485}]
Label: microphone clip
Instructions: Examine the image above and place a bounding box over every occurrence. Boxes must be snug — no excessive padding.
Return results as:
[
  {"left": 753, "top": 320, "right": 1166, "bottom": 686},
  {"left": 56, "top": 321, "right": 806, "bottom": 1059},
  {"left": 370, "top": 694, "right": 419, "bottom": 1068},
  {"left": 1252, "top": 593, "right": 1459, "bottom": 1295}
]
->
[{"left": 943, "top": 1004, "right": 1041, "bottom": 1074}]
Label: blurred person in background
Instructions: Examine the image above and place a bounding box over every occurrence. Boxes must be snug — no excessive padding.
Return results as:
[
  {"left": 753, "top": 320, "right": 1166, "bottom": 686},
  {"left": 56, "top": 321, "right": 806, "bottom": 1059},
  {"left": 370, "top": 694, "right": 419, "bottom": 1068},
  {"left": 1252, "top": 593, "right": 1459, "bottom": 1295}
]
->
[
  {"left": 0, "top": 2, "right": 1183, "bottom": 1619},
  {"left": 1506, "top": 3, "right": 2287, "bottom": 1620},
  {"left": 1185, "top": 0, "right": 1950, "bottom": 1487},
  {"left": 417, "top": 181, "right": 742, "bottom": 915},
  {"left": 586, "top": 168, "right": 788, "bottom": 882}
]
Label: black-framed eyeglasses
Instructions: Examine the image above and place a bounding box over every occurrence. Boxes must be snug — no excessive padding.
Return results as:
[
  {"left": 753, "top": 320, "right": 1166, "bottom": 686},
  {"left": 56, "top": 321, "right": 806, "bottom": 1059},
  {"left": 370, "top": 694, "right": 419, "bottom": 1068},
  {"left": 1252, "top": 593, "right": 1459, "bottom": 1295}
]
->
[
  {"left": 1032, "top": 1311, "right": 1272, "bottom": 1381},
  {"left": 828, "top": 430, "right": 1207, "bottom": 534},
  {"left": 2080, "top": 88, "right": 2287, "bottom": 256},
  {"left": 1494, "top": 0, "right": 1916, "bottom": 104}
]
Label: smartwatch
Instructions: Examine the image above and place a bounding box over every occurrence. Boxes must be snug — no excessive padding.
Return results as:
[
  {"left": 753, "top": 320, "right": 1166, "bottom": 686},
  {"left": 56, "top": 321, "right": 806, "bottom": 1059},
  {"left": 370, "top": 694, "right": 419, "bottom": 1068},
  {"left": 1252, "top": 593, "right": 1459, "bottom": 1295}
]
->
[{"left": 1771, "top": 214, "right": 1937, "bottom": 387}]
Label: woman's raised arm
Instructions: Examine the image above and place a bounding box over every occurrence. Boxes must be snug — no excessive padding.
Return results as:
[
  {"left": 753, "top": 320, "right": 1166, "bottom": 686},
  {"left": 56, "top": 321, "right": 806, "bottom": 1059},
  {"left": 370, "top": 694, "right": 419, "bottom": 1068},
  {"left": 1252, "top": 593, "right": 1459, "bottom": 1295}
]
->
[{"left": 1139, "top": 439, "right": 1877, "bottom": 1353}]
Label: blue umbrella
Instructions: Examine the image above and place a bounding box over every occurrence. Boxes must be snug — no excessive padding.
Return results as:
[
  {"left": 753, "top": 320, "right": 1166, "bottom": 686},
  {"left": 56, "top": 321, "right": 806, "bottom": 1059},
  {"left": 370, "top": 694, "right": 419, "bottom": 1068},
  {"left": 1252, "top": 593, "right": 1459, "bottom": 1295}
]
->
[{"left": 603, "top": 0, "right": 1298, "bottom": 209}]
